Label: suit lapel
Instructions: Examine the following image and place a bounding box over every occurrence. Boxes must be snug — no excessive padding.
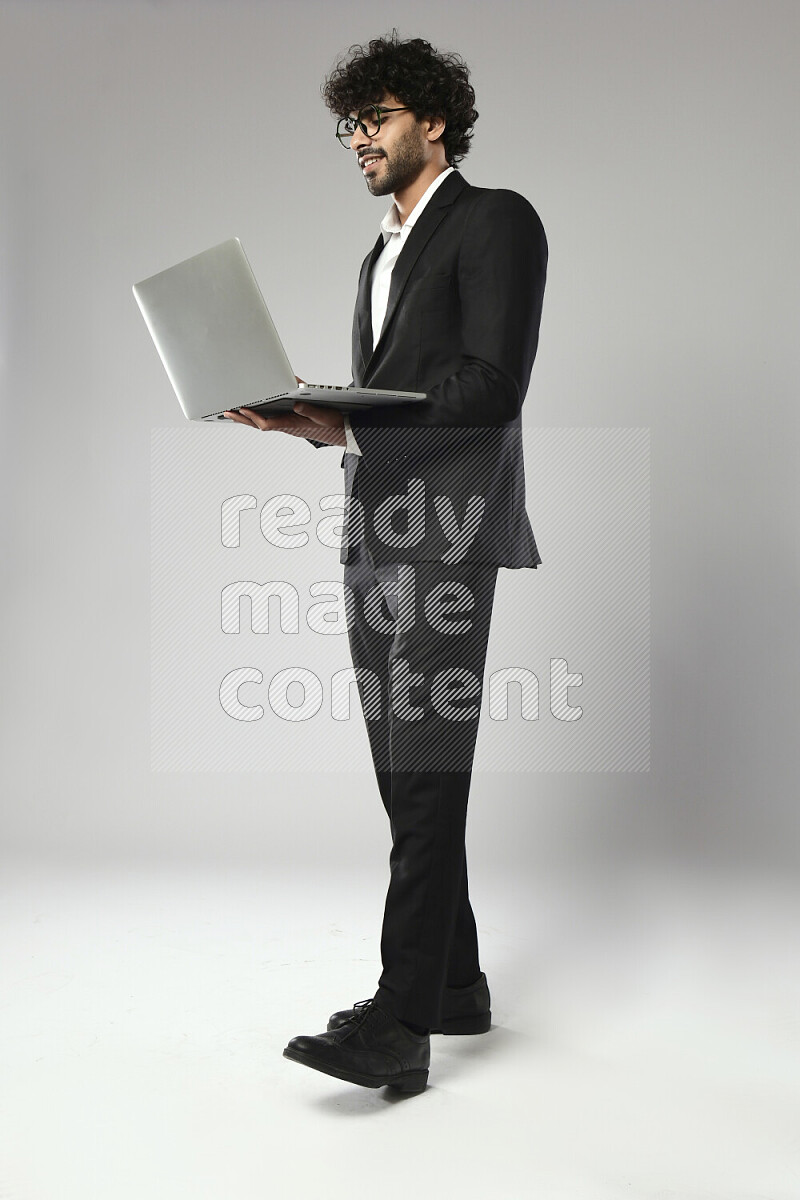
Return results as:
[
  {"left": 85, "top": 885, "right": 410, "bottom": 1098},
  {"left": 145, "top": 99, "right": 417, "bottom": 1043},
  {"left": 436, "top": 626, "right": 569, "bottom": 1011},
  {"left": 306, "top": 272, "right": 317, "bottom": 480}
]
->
[
  {"left": 360, "top": 170, "right": 469, "bottom": 381},
  {"left": 355, "top": 233, "right": 386, "bottom": 374}
]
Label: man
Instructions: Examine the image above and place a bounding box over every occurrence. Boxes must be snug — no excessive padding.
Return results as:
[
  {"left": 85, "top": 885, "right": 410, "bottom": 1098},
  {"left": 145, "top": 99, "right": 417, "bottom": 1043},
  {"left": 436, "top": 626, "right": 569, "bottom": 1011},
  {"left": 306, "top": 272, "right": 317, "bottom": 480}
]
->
[{"left": 224, "top": 33, "right": 547, "bottom": 1093}]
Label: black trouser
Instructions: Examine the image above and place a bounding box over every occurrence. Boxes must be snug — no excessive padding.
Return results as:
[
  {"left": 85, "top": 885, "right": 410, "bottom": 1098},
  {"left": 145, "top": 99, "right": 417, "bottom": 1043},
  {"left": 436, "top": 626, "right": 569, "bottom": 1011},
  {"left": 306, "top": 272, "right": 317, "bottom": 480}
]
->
[{"left": 343, "top": 536, "right": 498, "bottom": 1030}]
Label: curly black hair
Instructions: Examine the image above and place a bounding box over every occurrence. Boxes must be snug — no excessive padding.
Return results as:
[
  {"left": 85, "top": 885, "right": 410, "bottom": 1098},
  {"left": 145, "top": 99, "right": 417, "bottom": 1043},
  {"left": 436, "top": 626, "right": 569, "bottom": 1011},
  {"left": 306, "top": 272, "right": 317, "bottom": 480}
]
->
[{"left": 321, "top": 30, "right": 478, "bottom": 167}]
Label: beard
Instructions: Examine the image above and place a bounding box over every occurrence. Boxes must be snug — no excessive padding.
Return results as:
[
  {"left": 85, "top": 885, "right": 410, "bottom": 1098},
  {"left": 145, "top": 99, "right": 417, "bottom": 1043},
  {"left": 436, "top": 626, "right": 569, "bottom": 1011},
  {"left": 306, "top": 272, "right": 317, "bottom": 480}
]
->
[{"left": 363, "top": 124, "right": 427, "bottom": 196}]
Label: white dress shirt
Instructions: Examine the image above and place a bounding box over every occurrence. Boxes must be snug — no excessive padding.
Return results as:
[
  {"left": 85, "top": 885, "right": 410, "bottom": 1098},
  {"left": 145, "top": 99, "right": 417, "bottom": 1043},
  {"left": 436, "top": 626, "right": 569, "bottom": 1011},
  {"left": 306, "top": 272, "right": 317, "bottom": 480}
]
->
[{"left": 343, "top": 165, "right": 456, "bottom": 456}]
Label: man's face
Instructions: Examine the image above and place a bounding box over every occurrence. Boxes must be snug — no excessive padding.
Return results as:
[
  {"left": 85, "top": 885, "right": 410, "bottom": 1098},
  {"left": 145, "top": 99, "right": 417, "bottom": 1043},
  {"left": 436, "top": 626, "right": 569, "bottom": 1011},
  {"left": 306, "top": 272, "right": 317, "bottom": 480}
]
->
[{"left": 348, "top": 93, "right": 431, "bottom": 196}]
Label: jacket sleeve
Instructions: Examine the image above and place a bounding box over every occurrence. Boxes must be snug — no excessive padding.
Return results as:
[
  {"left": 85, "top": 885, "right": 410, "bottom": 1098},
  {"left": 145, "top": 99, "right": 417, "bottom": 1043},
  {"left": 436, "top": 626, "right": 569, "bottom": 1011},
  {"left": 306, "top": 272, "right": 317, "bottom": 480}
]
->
[{"left": 348, "top": 189, "right": 547, "bottom": 463}]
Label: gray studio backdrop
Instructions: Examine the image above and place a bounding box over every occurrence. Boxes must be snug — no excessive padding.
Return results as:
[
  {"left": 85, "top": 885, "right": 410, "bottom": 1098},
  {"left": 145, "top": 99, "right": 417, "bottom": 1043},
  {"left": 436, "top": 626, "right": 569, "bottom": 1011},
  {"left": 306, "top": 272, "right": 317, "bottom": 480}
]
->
[{"left": 1, "top": 0, "right": 797, "bottom": 873}]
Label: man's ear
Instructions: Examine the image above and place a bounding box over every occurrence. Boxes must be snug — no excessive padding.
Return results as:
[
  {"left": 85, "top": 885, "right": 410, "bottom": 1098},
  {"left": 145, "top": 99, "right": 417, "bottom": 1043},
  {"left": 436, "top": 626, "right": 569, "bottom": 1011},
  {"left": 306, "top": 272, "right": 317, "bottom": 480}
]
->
[{"left": 425, "top": 113, "right": 447, "bottom": 144}]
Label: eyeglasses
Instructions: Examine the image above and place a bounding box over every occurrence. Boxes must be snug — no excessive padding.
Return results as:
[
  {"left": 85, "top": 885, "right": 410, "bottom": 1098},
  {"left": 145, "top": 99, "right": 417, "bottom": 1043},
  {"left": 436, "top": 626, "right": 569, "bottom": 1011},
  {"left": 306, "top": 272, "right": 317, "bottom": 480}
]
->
[{"left": 335, "top": 104, "right": 412, "bottom": 146}]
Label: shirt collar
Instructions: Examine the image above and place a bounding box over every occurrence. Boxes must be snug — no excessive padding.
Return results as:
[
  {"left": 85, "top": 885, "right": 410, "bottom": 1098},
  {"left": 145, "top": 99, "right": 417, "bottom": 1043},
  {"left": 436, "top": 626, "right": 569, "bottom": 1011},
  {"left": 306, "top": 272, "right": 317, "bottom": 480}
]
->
[{"left": 380, "top": 165, "right": 456, "bottom": 238}]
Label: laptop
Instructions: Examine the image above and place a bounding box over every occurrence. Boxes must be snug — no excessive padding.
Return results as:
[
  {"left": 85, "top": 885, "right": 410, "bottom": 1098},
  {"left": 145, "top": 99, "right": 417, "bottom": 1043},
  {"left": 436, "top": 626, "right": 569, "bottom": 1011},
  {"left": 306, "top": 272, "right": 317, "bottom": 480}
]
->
[{"left": 132, "top": 238, "right": 427, "bottom": 421}]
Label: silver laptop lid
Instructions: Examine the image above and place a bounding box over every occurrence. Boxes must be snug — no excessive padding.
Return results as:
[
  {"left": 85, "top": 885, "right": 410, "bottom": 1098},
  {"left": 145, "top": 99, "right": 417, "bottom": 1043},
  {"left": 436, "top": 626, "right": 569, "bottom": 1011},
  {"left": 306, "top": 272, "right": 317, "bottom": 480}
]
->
[{"left": 132, "top": 238, "right": 296, "bottom": 420}]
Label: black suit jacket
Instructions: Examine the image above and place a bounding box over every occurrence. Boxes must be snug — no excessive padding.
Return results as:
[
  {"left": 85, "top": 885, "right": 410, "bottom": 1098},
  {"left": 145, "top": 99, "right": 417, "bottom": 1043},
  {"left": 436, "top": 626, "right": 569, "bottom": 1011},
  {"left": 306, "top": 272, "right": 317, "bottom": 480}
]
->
[{"left": 310, "top": 169, "right": 547, "bottom": 568}]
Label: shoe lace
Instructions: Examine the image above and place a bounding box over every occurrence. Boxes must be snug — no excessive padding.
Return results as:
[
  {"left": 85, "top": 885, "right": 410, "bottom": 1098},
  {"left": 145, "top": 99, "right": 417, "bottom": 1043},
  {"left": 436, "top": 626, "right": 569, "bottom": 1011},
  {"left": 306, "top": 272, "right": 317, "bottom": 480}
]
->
[{"left": 352, "top": 998, "right": 374, "bottom": 1021}]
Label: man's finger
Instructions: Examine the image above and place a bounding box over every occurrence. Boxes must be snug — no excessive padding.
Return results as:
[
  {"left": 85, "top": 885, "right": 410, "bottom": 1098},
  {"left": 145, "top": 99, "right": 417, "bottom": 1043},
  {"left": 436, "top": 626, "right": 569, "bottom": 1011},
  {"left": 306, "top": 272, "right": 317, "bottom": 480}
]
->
[
  {"left": 224, "top": 410, "right": 256, "bottom": 426},
  {"left": 239, "top": 407, "right": 297, "bottom": 431},
  {"left": 238, "top": 407, "right": 321, "bottom": 436},
  {"left": 293, "top": 401, "right": 341, "bottom": 424}
]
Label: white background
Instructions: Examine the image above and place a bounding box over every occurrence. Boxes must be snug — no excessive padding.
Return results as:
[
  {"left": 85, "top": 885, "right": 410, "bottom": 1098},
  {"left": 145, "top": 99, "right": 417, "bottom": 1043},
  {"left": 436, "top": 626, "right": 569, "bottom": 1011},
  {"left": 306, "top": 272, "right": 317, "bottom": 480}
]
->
[{"left": 1, "top": 3, "right": 798, "bottom": 1197}]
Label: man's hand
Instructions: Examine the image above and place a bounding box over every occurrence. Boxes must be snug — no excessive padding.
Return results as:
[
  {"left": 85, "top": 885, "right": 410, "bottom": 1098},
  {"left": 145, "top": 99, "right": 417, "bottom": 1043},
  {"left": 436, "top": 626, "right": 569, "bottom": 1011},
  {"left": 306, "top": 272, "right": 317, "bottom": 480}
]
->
[{"left": 223, "top": 379, "right": 346, "bottom": 447}]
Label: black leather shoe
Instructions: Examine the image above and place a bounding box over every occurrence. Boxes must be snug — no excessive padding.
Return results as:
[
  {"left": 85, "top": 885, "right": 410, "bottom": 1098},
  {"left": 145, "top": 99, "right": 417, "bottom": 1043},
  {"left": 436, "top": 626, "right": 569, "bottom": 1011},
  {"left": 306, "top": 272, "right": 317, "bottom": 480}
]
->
[
  {"left": 327, "top": 971, "right": 491, "bottom": 1036},
  {"left": 283, "top": 999, "right": 430, "bottom": 1092}
]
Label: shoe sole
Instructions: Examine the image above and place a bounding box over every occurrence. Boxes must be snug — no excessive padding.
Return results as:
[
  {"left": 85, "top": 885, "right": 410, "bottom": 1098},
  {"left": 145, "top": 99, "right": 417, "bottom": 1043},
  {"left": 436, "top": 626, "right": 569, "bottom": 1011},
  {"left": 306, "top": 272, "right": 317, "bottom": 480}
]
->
[
  {"left": 283, "top": 1046, "right": 428, "bottom": 1093},
  {"left": 438, "top": 1010, "right": 492, "bottom": 1035}
]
